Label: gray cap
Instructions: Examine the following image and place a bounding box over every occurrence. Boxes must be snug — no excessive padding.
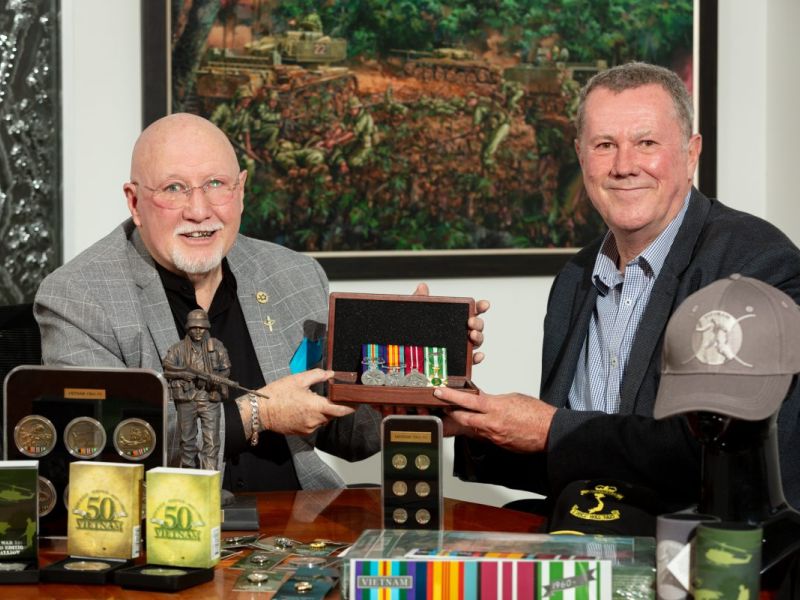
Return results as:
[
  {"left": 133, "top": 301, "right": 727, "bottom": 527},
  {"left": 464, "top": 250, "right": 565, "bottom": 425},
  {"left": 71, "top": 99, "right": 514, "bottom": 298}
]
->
[{"left": 654, "top": 274, "right": 800, "bottom": 421}]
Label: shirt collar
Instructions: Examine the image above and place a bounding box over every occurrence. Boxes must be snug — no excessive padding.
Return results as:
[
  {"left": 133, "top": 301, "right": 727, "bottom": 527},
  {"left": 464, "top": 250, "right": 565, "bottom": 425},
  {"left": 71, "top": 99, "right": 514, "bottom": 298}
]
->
[{"left": 591, "top": 191, "right": 692, "bottom": 294}]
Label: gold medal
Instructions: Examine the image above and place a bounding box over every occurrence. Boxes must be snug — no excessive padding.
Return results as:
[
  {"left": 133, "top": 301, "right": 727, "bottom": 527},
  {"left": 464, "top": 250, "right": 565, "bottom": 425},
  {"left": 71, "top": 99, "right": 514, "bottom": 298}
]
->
[
  {"left": 391, "top": 453, "right": 407, "bottom": 469},
  {"left": 415, "top": 509, "right": 431, "bottom": 525},
  {"left": 414, "top": 453, "right": 431, "bottom": 470},
  {"left": 14, "top": 415, "right": 56, "bottom": 457},
  {"left": 113, "top": 418, "right": 156, "bottom": 460},
  {"left": 38, "top": 475, "right": 57, "bottom": 517},
  {"left": 64, "top": 416, "right": 106, "bottom": 459},
  {"left": 392, "top": 508, "right": 408, "bottom": 524},
  {"left": 63, "top": 560, "right": 111, "bottom": 571},
  {"left": 415, "top": 481, "right": 431, "bottom": 497},
  {"left": 294, "top": 581, "right": 314, "bottom": 593},
  {"left": 308, "top": 540, "right": 327, "bottom": 550},
  {"left": 392, "top": 480, "right": 408, "bottom": 496}
]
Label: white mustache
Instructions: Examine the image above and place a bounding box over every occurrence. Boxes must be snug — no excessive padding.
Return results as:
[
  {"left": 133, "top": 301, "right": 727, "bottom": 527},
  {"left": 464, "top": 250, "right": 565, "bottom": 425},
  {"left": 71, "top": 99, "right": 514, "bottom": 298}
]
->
[{"left": 173, "top": 223, "right": 223, "bottom": 236}]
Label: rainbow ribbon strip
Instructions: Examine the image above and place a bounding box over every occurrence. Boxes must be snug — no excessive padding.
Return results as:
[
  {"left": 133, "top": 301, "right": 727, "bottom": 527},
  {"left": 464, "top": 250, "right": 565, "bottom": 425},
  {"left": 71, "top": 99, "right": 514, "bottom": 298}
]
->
[
  {"left": 351, "top": 558, "right": 608, "bottom": 599},
  {"left": 362, "top": 343, "right": 388, "bottom": 373},
  {"left": 361, "top": 345, "right": 449, "bottom": 387}
]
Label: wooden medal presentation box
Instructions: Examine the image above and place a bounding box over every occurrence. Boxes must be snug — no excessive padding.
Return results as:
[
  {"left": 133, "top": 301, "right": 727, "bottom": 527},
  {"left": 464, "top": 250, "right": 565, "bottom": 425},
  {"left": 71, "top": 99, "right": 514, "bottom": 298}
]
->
[{"left": 326, "top": 293, "right": 478, "bottom": 407}]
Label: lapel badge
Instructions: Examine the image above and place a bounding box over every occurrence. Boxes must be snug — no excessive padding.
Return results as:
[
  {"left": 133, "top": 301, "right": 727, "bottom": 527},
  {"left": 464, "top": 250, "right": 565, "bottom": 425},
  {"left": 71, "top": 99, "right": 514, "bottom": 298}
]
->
[
  {"left": 256, "top": 291, "right": 269, "bottom": 304},
  {"left": 263, "top": 316, "right": 276, "bottom": 332}
]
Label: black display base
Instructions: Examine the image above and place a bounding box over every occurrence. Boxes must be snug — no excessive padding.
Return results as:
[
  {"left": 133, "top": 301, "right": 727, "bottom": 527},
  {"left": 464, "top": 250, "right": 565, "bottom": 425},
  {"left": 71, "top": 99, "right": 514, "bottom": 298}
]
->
[
  {"left": 222, "top": 495, "right": 259, "bottom": 531},
  {"left": 40, "top": 557, "right": 132, "bottom": 584},
  {"left": 115, "top": 564, "right": 215, "bottom": 591},
  {"left": 0, "top": 561, "right": 38, "bottom": 584}
]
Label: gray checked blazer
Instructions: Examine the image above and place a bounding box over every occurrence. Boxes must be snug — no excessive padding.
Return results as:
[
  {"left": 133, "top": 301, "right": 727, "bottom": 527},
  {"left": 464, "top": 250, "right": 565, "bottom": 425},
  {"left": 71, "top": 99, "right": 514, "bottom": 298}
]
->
[{"left": 34, "top": 219, "right": 381, "bottom": 489}]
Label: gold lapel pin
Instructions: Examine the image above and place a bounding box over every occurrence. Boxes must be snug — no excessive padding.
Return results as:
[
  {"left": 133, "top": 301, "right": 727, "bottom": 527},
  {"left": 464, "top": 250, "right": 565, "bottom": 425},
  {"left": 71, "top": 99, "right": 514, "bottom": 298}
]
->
[
  {"left": 256, "top": 291, "right": 269, "bottom": 304},
  {"left": 263, "top": 316, "right": 275, "bottom": 332}
]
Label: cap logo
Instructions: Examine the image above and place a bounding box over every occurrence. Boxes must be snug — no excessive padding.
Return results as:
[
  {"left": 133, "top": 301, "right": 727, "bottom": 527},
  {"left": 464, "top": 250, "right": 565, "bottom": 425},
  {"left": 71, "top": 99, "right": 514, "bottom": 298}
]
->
[
  {"left": 685, "top": 309, "right": 755, "bottom": 367},
  {"left": 568, "top": 484, "right": 622, "bottom": 522}
]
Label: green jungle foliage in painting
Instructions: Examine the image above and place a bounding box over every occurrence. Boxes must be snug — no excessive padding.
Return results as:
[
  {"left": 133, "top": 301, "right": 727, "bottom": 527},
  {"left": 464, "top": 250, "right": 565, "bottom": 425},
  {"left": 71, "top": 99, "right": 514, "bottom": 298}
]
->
[{"left": 172, "top": 0, "right": 693, "bottom": 251}]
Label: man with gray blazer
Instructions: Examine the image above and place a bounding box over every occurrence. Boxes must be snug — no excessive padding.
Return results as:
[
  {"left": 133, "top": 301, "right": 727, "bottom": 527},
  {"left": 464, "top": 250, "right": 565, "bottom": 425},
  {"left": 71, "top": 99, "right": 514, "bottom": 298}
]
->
[
  {"left": 35, "top": 113, "right": 380, "bottom": 490},
  {"left": 438, "top": 62, "right": 800, "bottom": 512}
]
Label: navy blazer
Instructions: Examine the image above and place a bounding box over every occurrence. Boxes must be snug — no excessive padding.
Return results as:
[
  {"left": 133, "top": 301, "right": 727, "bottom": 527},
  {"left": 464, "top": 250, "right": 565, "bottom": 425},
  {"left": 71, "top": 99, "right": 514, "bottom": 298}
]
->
[{"left": 456, "top": 189, "right": 800, "bottom": 510}]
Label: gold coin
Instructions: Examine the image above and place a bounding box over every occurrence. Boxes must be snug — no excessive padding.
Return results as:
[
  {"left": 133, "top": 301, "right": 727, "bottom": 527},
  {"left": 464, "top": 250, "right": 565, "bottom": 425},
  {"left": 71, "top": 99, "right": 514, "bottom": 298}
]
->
[
  {"left": 294, "top": 580, "right": 314, "bottom": 593},
  {"left": 64, "top": 416, "right": 106, "bottom": 459},
  {"left": 63, "top": 560, "right": 110, "bottom": 571},
  {"left": 414, "top": 454, "right": 431, "bottom": 470},
  {"left": 14, "top": 415, "right": 57, "bottom": 458},
  {"left": 392, "top": 508, "right": 408, "bottom": 524},
  {"left": 415, "top": 509, "right": 431, "bottom": 525},
  {"left": 38, "top": 476, "right": 57, "bottom": 517},
  {"left": 140, "top": 568, "right": 187, "bottom": 576},
  {"left": 113, "top": 418, "right": 156, "bottom": 460},
  {"left": 415, "top": 481, "right": 431, "bottom": 498},
  {"left": 391, "top": 453, "right": 407, "bottom": 469},
  {"left": 392, "top": 480, "right": 408, "bottom": 496},
  {"left": 308, "top": 540, "right": 327, "bottom": 550}
]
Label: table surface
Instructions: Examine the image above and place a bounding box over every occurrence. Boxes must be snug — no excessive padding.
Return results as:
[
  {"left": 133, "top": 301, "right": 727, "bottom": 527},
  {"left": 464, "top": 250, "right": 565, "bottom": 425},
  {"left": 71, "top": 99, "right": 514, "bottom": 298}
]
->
[{"left": 14, "top": 488, "right": 545, "bottom": 598}]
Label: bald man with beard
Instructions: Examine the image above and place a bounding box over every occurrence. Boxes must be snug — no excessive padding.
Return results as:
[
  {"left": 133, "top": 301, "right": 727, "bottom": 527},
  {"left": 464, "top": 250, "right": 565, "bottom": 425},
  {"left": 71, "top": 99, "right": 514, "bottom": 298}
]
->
[{"left": 34, "top": 113, "right": 383, "bottom": 490}]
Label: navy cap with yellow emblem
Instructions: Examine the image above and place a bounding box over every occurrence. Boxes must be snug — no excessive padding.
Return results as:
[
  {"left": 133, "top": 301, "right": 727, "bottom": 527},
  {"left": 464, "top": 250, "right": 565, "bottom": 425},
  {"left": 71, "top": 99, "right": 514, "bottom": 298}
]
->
[{"left": 547, "top": 479, "right": 667, "bottom": 537}]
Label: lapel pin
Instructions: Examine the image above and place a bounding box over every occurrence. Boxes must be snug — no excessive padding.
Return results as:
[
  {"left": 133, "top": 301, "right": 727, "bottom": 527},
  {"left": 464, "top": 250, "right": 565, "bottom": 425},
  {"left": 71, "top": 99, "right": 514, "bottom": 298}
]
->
[
  {"left": 263, "top": 316, "right": 275, "bottom": 332},
  {"left": 256, "top": 291, "right": 269, "bottom": 304}
]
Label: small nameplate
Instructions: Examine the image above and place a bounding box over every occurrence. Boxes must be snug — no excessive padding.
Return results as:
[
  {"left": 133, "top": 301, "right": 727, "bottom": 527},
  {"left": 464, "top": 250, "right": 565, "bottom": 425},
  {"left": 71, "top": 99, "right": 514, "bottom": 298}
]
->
[
  {"left": 390, "top": 431, "right": 432, "bottom": 444},
  {"left": 64, "top": 388, "right": 107, "bottom": 400}
]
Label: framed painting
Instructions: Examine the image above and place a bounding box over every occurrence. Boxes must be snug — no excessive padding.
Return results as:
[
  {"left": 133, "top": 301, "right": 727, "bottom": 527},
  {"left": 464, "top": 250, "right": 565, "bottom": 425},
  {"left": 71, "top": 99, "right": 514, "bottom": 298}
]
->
[{"left": 141, "top": 0, "right": 716, "bottom": 279}]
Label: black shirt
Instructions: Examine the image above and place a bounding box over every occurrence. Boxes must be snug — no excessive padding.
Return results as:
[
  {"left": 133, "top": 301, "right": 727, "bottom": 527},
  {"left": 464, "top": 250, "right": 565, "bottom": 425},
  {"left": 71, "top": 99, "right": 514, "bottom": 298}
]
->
[{"left": 156, "top": 260, "right": 301, "bottom": 491}]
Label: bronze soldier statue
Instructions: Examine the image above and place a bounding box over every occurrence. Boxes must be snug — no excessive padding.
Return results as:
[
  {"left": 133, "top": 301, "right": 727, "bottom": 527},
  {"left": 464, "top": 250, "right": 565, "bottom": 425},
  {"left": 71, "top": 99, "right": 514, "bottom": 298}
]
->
[{"left": 163, "top": 309, "right": 231, "bottom": 471}]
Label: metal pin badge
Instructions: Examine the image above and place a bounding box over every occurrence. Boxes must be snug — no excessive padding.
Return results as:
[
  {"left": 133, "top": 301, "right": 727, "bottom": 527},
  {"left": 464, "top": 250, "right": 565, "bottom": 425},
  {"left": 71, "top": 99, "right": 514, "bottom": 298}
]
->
[
  {"left": 256, "top": 291, "right": 269, "bottom": 304},
  {"left": 263, "top": 316, "right": 276, "bottom": 332}
]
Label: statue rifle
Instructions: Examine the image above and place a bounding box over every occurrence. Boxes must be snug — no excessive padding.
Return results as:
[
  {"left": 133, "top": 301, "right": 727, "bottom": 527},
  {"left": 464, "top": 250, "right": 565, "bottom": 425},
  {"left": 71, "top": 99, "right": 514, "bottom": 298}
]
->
[{"left": 165, "top": 365, "right": 270, "bottom": 400}]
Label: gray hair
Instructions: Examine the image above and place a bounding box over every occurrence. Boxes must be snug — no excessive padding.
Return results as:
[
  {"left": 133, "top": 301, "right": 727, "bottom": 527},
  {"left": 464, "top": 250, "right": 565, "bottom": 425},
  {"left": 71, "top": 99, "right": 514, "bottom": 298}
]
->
[{"left": 575, "top": 62, "right": 694, "bottom": 141}]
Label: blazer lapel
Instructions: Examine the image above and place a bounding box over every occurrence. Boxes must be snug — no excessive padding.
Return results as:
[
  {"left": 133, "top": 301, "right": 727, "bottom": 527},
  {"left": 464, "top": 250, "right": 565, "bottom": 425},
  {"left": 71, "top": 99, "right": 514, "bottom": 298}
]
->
[
  {"left": 126, "top": 224, "right": 179, "bottom": 367},
  {"left": 619, "top": 189, "right": 712, "bottom": 411}
]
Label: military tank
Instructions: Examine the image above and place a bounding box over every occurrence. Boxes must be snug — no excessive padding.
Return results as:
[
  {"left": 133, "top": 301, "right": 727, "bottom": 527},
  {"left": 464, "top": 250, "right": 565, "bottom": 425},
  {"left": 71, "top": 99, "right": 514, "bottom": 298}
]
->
[{"left": 393, "top": 48, "right": 502, "bottom": 85}]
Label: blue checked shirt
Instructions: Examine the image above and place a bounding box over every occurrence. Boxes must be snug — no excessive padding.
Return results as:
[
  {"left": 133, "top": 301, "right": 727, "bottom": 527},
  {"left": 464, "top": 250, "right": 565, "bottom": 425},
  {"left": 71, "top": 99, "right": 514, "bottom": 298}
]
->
[{"left": 568, "top": 194, "right": 690, "bottom": 413}]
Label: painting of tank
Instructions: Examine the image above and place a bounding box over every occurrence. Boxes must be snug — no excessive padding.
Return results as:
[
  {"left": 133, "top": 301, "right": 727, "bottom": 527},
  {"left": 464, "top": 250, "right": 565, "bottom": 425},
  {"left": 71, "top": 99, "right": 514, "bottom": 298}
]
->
[{"left": 168, "top": 0, "right": 695, "bottom": 273}]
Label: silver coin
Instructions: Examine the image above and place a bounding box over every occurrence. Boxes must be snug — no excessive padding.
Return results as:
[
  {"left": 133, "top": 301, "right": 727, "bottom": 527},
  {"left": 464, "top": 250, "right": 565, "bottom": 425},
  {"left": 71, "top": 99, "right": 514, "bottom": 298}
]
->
[
  {"left": 249, "top": 553, "right": 272, "bottom": 565},
  {"left": 393, "top": 508, "right": 408, "bottom": 524},
  {"left": 415, "top": 454, "right": 431, "bottom": 470},
  {"left": 247, "top": 571, "right": 270, "bottom": 584},
  {"left": 404, "top": 369, "right": 429, "bottom": 387},
  {"left": 392, "top": 480, "right": 408, "bottom": 496},
  {"left": 63, "top": 560, "right": 111, "bottom": 571},
  {"left": 140, "top": 567, "right": 187, "bottom": 576},
  {"left": 14, "top": 415, "right": 57, "bottom": 458},
  {"left": 38, "top": 475, "right": 57, "bottom": 516},
  {"left": 415, "top": 481, "right": 431, "bottom": 498},
  {"left": 391, "top": 453, "right": 407, "bottom": 470},
  {"left": 64, "top": 416, "right": 106, "bottom": 459},
  {"left": 113, "top": 418, "right": 156, "bottom": 461},
  {"left": 415, "top": 509, "right": 431, "bottom": 525}
]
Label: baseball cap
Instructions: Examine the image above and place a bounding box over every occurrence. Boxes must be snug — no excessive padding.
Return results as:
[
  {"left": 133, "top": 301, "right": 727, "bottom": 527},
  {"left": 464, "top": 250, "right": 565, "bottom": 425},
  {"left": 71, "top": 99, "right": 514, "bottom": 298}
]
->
[{"left": 654, "top": 274, "right": 800, "bottom": 421}]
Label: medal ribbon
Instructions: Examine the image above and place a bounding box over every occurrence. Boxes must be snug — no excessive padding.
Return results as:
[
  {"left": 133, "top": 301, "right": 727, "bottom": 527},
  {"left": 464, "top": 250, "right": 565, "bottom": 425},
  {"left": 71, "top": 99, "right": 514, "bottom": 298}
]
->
[{"left": 404, "top": 345, "right": 423, "bottom": 374}]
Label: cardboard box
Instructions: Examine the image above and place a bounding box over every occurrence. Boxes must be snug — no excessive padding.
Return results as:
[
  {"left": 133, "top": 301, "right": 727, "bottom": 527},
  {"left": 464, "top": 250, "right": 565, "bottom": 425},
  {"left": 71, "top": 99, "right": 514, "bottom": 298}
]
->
[
  {"left": 344, "top": 529, "right": 655, "bottom": 600},
  {"left": 327, "top": 293, "right": 478, "bottom": 407}
]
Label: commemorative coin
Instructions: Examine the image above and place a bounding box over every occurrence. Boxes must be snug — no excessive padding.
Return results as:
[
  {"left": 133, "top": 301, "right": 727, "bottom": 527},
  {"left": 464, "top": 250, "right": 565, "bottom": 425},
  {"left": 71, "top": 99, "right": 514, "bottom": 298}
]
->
[
  {"left": 64, "top": 416, "right": 106, "bottom": 459},
  {"left": 140, "top": 567, "right": 187, "bottom": 576},
  {"left": 38, "top": 476, "right": 57, "bottom": 517},
  {"left": 63, "top": 560, "right": 110, "bottom": 571},
  {"left": 415, "top": 481, "right": 431, "bottom": 497},
  {"left": 391, "top": 453, "right": 407, "bottom": 470},
  {"left": 392, "top": 480, "right": 408, "bottom": 496},
  {"left": 14, "top": 415, "right": 56, "bottom": 458},
  {"left": 113, "top": 418, "right": 156, "bottom": 460},
  {"left": 414, "top": 453, "right": 431, "bottom": 471}
]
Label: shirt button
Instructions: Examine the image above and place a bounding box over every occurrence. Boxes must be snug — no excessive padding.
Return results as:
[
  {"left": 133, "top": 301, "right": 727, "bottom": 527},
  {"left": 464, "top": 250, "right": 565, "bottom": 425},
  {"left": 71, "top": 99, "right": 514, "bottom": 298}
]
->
[
  {"left": 624, "top": 298, "right": 632, "bottom": 306},
  {"left": 610, "top": 356, "right": 618, "bottom": 368}
]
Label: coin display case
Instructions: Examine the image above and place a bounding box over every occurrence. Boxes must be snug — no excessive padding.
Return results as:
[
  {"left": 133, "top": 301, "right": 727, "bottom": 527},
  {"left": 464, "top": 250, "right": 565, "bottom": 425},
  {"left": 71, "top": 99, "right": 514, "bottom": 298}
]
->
[
  {"left": 3, "top": 366, "right": 168, "bottom": 537},
  {"left": 326, "top": 293, "right": 478, "bottom": 407},
  {"left": 40, "top": 557, "right": 132, "bottom": 584},
  {"left": 381, "top": 416, "right": 443, "bottom": 530},
  {"left": 114, "top": 564, "right": 215, "bottom": 592}
]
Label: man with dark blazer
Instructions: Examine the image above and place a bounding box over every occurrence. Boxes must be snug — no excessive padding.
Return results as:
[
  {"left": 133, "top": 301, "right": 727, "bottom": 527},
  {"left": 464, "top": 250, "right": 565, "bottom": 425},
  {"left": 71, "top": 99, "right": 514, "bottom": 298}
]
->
[{"left": 437, "top": 62, "right": 800, "bottom": 511}]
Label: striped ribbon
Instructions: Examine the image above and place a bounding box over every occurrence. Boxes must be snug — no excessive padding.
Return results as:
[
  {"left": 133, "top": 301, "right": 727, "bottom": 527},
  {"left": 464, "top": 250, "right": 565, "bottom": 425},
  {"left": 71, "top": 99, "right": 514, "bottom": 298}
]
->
[
  {"left": 404, "top": 345, "right": 424, "bottom": 376},
  {"left": 424, "top": 347, "right": 448, "bottom": 387},
  {"left": 351, "top": 558, "right": 609, "bottom": 599}
]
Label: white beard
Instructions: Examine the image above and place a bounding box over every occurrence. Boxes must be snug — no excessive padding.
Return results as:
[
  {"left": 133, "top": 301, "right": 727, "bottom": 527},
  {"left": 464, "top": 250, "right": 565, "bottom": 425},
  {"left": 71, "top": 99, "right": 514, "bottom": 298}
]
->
[{"left": 171, "top": 245, "right": 224, "bottom": 275}]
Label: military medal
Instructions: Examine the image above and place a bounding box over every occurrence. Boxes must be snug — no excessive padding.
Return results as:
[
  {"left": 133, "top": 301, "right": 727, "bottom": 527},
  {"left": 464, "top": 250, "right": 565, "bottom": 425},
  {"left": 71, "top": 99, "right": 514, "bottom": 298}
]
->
[
  {"left": 415, "top": 508, "right": 432, "bottom": 525},
  {"left": 404, "top": 346, "right": 428, "bottom": 387},
  {"left": 415, "top": 481, "right": 431, "bottom": 497},
  {"left": 14, "top": 414, "right": 57, "bottom": 457},
  {"left": 425, "top": 347, "right": 448, "bottom": 387},
  {"left": 113, "top": 418, "right": 156, "bottom": 460},
  {"left": 360, "top": 344, "right": 386, "bottom": 386},
  {"left": 415, "top": 453, "right": 431, "bottom": 470},
  {"left": 392, "top": 480, "right": 408, "bottom": 496},
  {"left": 63, "top": 560, "right": 111, "bottom": 571},
  {"left": 384, "top": 344, "right": 405, "bottom": 386},
  {"left": 38, "top": 475, "right": 57, "bottom": 516},
  {"left": 64, "top": 416, "right": 106, "bottom": 459}
]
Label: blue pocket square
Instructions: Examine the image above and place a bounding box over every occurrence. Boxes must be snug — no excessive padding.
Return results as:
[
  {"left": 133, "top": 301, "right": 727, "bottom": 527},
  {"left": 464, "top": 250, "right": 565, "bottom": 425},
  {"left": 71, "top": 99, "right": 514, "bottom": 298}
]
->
[{"left": 289, "top": 337, "right": 323, "bottom": 374}]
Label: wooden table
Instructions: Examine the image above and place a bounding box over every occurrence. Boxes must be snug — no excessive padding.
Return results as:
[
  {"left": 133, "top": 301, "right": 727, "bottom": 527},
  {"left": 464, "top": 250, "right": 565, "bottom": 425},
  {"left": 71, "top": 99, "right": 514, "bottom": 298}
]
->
[{"left": 16, "top": 488, "right": 545, "bottom": 598}]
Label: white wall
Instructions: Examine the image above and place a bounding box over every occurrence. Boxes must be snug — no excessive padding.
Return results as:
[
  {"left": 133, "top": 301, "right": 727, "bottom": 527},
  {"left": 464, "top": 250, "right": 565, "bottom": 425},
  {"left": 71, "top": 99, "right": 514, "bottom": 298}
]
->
[{"left": 60, "top": 0, "right": 800, "bottom": 506}]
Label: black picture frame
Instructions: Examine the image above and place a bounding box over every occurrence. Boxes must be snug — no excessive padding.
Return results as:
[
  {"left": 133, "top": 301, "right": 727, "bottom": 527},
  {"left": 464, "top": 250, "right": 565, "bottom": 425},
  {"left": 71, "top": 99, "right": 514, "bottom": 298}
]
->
[{"left": 140, "top": 0, "right": 717, "bottom": 280}]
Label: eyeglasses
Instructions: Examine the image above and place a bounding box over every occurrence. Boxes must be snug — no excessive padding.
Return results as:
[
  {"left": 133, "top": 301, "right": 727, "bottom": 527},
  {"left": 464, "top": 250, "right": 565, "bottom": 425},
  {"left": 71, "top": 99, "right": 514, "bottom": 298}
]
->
[{"left": 132, "top": 176, "right": 241, "bottom": 209}]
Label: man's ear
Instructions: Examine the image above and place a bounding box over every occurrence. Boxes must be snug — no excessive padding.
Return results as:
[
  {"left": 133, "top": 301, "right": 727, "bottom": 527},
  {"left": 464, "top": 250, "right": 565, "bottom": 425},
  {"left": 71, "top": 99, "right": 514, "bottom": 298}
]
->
[{"left": 123, "top": 183, "right": 142, "bottom": 226}]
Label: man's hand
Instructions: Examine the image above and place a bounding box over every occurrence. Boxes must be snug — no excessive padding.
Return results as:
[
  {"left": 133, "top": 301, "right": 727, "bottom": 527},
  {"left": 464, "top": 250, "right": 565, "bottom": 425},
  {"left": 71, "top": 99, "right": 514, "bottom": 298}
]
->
[
  {"left": 412, "top": 282, "right": 490, "bottom": 365},
  {"left": 433, "top": 386, "right": 556, "bottom": 453},
  {"left": 256, "top": 369, "right": 354, "bottom": 436}
]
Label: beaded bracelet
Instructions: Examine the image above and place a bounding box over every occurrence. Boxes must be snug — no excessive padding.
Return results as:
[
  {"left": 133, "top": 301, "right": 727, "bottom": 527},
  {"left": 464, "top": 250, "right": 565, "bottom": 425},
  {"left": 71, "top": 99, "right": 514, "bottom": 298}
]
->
[{"left": 248, "top": 393, "right": 260, "bottom": 446}]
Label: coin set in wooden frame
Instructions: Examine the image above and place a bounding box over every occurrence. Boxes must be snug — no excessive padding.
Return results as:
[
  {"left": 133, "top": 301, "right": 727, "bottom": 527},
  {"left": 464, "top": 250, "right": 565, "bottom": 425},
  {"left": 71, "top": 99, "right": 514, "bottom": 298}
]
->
[
  {"left": 381, "top": 415, "right": 443, "bottom": 530},
  {"left": 2, "top": 366, "right": 168, "bottom": 537}
]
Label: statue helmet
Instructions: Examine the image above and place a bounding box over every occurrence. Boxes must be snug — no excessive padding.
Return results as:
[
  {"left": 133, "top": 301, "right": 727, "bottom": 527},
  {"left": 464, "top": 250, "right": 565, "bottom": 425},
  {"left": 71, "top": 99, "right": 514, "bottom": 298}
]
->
[{"left": 186, "top": 309, "right": 210, "bottom": 330}]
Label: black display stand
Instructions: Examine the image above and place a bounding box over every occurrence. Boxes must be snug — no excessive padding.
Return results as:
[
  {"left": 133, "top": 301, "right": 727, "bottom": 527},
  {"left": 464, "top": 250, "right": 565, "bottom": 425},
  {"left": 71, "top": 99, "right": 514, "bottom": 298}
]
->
[
  {"left": 222, "top": 494, "right": 259, "bottom": 531},
  {"left": 40, "top": 557, "right": 132, "bottom": 584},
  {"left": 0, "top": 561, "right": 38, "bottom": 584},
  {"left": 115, "top": 564, "right": 215, "bottom": 591}
]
